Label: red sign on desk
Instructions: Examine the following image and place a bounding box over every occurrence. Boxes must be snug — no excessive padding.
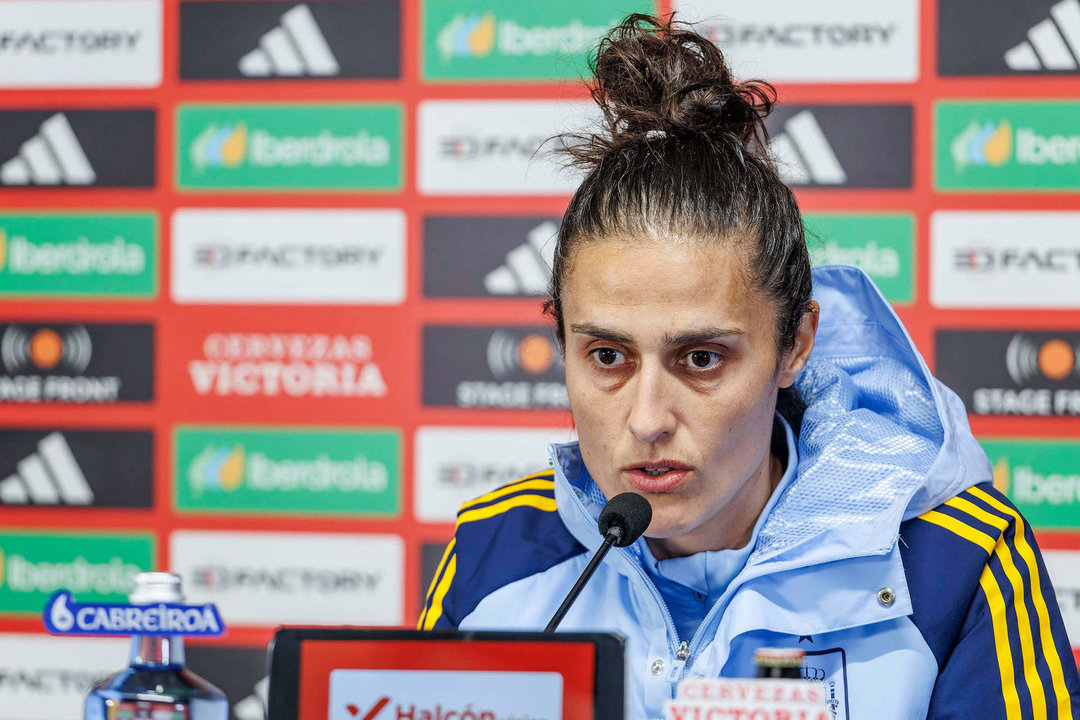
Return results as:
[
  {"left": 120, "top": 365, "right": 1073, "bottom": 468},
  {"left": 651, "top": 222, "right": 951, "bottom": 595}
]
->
[{"left": 299, "top": 639, "right": 596, "bottom": 720}]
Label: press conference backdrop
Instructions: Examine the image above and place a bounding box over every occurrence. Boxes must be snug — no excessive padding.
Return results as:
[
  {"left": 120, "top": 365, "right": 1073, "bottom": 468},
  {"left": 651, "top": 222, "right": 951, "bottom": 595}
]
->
[{"left": 1, "top": 0, "right": 1079, "bottom": 716}]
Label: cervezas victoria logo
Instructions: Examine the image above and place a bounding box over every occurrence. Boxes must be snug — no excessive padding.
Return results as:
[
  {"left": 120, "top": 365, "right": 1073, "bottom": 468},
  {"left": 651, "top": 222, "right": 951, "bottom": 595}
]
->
[{"left": 188, "top": 332, "right": 386, "bottom": 399}]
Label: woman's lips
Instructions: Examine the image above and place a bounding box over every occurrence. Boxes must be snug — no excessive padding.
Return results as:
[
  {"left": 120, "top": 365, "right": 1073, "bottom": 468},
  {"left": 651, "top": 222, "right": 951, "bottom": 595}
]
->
[{"left": 621, "top": 463, "right": 693, "bottom": 493}]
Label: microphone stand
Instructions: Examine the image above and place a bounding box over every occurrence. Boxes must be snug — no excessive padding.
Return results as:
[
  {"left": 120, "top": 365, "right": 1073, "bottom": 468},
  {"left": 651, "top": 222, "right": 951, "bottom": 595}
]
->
[{"left": 544, "top": 527, "right": 620, "bottom": 632}]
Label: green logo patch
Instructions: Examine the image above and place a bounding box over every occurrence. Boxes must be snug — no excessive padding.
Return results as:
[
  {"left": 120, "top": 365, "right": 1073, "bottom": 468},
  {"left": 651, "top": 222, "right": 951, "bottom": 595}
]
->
[
  {"left": 936, "top": 101, "right": 1080, "bottom": 191},
  {"left": 423, "top": 0, "right": 647, "bottom": 80},
  {"left": 804, "top": 213, "right": 914, "bottom": 304},
  {"left": 177, "top": 104, "right": 403, "bottom": 191},
  {"left": 0, "top": 214, "right": 156, "bottom": 298},
  {"left": 0, "top": 531, "right": 154, "bottom": 613},
  {"left": 982, "top": 439, "right": 1080, "bottom": 530},
  {"left": 175, "top": 427, "right": 400, "bottom": 517}
]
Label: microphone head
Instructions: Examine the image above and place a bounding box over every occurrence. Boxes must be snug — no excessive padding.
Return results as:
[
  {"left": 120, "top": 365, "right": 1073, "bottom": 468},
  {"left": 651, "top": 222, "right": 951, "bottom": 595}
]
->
[{"left": 598, "top": 492, "right": 653, "bottom": 547}]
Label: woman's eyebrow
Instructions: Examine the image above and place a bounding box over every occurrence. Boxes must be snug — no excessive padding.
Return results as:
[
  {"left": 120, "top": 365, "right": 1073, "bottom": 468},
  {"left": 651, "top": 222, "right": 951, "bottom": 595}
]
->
[
  {"left": 663, "top": 327, "right": 743, "bottom": 346},
  {"left": 570, "top": 323, "right": 634, "bottom": 343},
  {"left": 570, "top": 324, "right": 742, "bottom": 346}
]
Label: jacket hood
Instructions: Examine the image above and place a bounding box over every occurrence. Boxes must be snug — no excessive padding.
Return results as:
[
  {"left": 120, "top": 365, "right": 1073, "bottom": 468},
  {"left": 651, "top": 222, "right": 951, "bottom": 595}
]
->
[{"left": 549, "top": 264, "right": 990, "bottom": 571}]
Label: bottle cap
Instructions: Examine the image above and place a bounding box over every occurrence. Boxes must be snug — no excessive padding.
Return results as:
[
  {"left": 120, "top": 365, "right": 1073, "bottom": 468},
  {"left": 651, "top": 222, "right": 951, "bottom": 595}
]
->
[
  {"left": 753, "top": 647, "right": 805, "bottom": 669},
  {"left": 129, "top": 572, "right": 184, "bottom": 605}
]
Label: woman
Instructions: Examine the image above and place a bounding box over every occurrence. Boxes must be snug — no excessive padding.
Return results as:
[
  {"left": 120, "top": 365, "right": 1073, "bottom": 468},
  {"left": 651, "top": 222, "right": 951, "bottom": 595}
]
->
[{"left": 420, "top": 15, "right": 1079, "bottom": 719}]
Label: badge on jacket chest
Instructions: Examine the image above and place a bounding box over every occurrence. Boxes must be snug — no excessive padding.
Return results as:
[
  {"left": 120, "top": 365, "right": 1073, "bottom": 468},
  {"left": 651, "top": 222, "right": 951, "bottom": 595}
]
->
[{"left": 802, "top": 648, "right": 849, "bottom": 720}]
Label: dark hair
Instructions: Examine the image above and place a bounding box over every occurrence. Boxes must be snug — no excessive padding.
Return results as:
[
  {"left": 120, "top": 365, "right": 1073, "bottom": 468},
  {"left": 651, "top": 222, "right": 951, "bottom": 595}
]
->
[{"left": 544, "top": 13, "right": 813, "bottom": 432}]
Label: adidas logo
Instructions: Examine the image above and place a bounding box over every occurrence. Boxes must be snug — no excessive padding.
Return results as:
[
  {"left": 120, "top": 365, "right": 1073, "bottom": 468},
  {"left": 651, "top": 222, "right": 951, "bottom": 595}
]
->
[
  {"left": 233, "top": 676, "right": 269, "bottom": 720},
  {"left": 1005, "top": 0, "right": 1080, "bottom": 71},
  {"left": 0, "top": 433, "right": 94, "bottom": 505},
  {"left": 769, "top": 111, "right": 847, "bottom": 186},
  {"left": 238, "top": 4, "right": 340, "bottom": 77},
  {"left": 484, "top": 221, "right": 557, "bottom": 295},
  {"left": 0, "top": 114, "right": 96, "bottom": 186}
]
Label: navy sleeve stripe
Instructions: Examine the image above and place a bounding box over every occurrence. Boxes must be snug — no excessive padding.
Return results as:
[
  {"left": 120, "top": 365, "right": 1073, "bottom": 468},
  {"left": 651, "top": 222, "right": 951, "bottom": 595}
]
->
[{"left": 919, "top": 488, "right": 1074, "bottom": 719}]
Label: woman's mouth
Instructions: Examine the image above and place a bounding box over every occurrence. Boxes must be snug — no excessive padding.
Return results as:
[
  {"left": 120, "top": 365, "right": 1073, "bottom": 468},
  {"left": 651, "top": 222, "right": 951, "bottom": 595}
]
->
[{"left": 622, "top": 461, "right": 693, "bottom": 493}]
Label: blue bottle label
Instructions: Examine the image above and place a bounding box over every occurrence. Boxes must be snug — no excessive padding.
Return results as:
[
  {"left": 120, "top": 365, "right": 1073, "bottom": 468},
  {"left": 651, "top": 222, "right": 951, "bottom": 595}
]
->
[{"left": 43, "top": 591, "right": 226, "bottom": 637}]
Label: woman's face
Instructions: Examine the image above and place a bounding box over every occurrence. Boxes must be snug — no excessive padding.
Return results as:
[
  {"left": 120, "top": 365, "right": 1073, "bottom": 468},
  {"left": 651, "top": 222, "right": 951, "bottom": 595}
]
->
[{"left": 561, "top": 237, "right": 815, "bottom": 557}]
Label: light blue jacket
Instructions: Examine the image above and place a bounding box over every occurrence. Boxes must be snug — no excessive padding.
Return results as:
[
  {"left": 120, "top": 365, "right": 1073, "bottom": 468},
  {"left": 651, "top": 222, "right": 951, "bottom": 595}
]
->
[{"left": 421, "top": 266, "right": 1080, "bottom": 719}]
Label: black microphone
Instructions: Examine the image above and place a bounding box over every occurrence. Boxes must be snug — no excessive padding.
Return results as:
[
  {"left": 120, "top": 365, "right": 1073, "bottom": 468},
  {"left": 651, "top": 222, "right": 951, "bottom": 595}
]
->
[{"left": 545, "top": 492, "right": 652, "bottom": 632}]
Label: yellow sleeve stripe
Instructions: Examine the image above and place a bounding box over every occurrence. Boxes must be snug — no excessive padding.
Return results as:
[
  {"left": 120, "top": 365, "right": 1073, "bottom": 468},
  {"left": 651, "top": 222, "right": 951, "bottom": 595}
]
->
[
  {"left": 969, "top": 486, "right": 1074, "bottom": 720},
  {"left": 949, "top": 495, "right": 1047, "bottom": 718},
  {"left": 419, "top": 492, "right": 560, "bottom": 631},
  {"left": 918, "top": 510, "right": 996, "bottom": 553},
  {"left": 420, "top": 553, "right": 456, "bottom": 631},
  {"left": 418, "top": 537, "right": 456, "bottom": 630},
  {"left": 456, "top": 493, "right": 557, "bottom": 526},
  {"left": 979, "top": 563, "right": 1025, "bottom": 720},
  {"left": 457, "top": 475, "right": 555, "bottom": 512}
]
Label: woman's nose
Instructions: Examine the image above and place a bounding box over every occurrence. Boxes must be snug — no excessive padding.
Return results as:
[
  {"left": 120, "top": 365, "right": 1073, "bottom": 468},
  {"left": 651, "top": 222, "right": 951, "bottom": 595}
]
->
[{"left": 626, "top": 365, "right": 677, "bottom": 443}]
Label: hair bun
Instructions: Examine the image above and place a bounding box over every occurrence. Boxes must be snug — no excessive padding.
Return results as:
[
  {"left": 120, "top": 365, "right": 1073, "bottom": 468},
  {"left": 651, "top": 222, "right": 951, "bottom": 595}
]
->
[{"left": 574, "top": 14, "right": 776, "bottom": 158}]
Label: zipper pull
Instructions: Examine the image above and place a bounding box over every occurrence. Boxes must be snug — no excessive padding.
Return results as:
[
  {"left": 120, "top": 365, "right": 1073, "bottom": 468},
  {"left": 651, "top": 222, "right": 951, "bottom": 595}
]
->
[{"left": 666, "top": 642, "right": 691, "bottom": 683}]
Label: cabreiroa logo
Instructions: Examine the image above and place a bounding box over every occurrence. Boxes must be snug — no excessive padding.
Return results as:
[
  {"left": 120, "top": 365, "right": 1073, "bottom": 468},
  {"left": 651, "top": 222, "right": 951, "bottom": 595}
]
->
[
  {"left": 423, "top": 0, "right": 639, "bottom": 80},
  {"left": 0, "top": 213, "right": 156, "bottom": 298},
  {"left": 676, "top": 0, "right": 919, "bottom": 82},
  {"left": 939, "top": 0, "right": 1080, "bottom": 76},
  {"left": 175, "top": 427, "right": 399, "bottom": 517},
  {"left": 177, "top": 104, "right": 402, "bottom": 190},
  {"left": 804, "top": 213, "right": 914, "bottom": 304},
  {"left": 0, "top": 532, "right": 153, "bottom": 613},
  {"left": 937, "top": 101, "right": 1080, "bottom": 190},
  {"left": 423, "top": 325, "right": 567, "bottom": 409},
  {"left": 984, "top": 439, "right": 1080, "bottom": 529},
  {"left": 0, "top": 0, "right": 162, "bottom": 88},
  {"left": 936, "top": 330, "right": 1080, "bottom": 416},
  {"left": 180, "top": 0, "right": 400, "bottom": 80}
]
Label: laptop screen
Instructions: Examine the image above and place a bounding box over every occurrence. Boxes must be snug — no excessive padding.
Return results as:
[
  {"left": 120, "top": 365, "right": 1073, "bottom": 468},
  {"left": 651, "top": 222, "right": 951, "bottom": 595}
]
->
[{"left": 268, "top": 628, "right": 625, "bottom": 720}]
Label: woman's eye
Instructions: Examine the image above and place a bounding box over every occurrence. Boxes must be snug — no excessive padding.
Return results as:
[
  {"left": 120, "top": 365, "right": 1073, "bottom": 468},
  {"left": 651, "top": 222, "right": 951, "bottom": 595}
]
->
[
  {"left": 686, "top": 350, "right": 721, "bottom": 370},
  {"left": 590, "top": 348, "right": 624, "bottom": 366}
]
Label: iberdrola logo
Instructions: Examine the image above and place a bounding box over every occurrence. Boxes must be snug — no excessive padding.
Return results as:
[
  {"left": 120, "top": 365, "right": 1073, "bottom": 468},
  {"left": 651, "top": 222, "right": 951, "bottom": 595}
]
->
[
  {"left": 438, "top": 13, "right": 496, "bottom": 60},
  {"left": 189, "top": 445, "right": 245, "bottom": 495},
  {"left": 190, "top": 122, "right": 248, "bottom": 171},
  {"left": 993, "top": 456, "right": 1010, "bottom": 495},
  {"left": 951, "top": 120, "right": 1012, "bottom": 172},
  {"left": 0, "top": 228, "right": 7, "bottom": 272}
]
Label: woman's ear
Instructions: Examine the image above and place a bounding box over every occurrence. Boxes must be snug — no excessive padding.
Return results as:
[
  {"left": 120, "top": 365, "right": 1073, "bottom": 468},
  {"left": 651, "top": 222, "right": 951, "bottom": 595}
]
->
[{"left": 777, "top": 301, "right": 819, "bottom": 389}]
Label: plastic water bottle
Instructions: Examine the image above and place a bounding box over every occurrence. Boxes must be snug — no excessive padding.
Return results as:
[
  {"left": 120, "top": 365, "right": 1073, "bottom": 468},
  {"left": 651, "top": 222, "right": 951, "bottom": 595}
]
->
[{"left": 84, "top": 572, "right": 228, "bottom": 720}]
